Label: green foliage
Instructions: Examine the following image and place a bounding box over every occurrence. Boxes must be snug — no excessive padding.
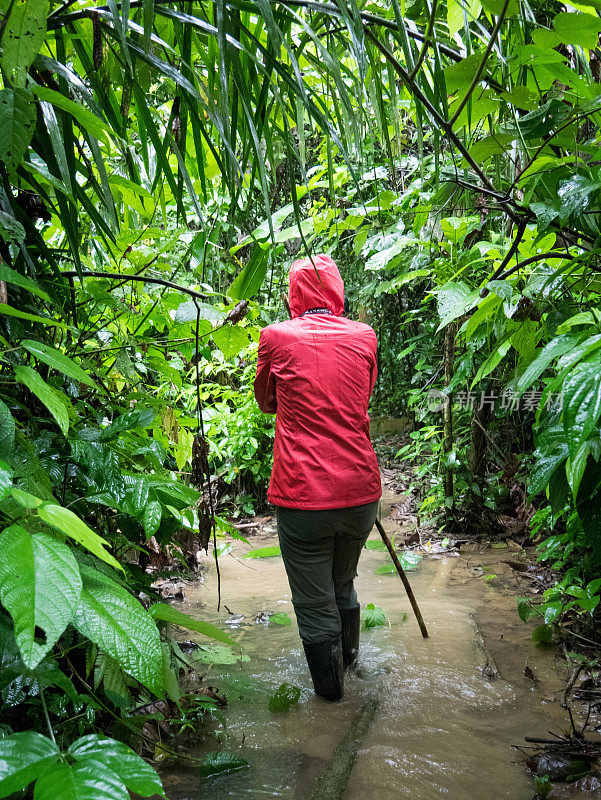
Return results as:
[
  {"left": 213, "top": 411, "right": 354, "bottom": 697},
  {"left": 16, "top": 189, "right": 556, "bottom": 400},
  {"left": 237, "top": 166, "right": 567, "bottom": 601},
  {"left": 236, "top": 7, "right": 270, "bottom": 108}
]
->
[
  {"left": 0, "top": 526, "right": 81, "bottom": 668},
  {"left": 0, "top": 89, "right": 36, "bottom": 173},
  {"left": 243, "top": 546, "right": 281, "bottom": 559},
  {"left": 270, "top": 612, "right": 292, "bottom": 626},
  {"left": 375, "top": 551, "right": 421, "bottom": 574},
  {"left": 199, "top": 751, "right": 249, "bottom": 779},
  {"left": 73, "top": 566, "right": 163, "bottom": 695},
  {"left": 149, "top": 603, "right": 234, "bottom": 645},
  {"left": 268, "top": 682, "right": 301, "bottom": 713},
  {"left": 0, "top": 731, "right": 165, "bottom": 799},
  {"left": 361, "top": 604, "right": 389, "bottom": 630}
]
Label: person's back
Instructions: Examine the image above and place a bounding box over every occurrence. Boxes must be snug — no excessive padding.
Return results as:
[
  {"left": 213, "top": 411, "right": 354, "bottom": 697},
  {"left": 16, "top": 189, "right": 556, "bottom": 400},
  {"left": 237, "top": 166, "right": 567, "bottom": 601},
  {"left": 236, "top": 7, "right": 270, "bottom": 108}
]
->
[
  {"left": 254, "top": 255, "right": 381, "bottom": 510},
  {"left": 254, "top": 254, "right": 382, "bottom": 702}
]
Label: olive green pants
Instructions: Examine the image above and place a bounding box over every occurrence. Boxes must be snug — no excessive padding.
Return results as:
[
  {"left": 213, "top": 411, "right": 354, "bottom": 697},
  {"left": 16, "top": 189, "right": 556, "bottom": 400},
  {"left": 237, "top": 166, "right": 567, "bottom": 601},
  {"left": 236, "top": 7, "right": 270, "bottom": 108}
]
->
[{"left": 276, "top": 500, "right": 379, "bottom": 644}]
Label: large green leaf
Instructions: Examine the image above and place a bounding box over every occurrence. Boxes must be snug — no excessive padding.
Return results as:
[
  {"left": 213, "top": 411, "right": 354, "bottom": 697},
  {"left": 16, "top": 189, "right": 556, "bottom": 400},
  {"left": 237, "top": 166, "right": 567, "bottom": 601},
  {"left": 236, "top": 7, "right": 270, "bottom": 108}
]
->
[
  {"left": 562, "top": 355, "right": 601, "bottom": 461},
  {"left": 37, "top": 504, "right": 122, "bottom": 572},
  {"left": 72, "top": 566, "right": 163, "bottom": 695},
  {"left": 0, "top": 400, "right": 15, "bottom": 458},
  {"left": 68, "top": 735, "right": 165, "bottom": 797},
  {"left": 21, "top": 340, "right": 97, "bottom": 388},
  {"left": 211, "top": 324, "right": 250, "bottom": 360},
  {"left": 0, "top": 526, "right": 82, "bottom": 668},
  {"left": 0, "top": 304, "right": 67, "bottom": 330},
  {"left": 530, "top": 445, "right": 569, "bottom": 495},
  {"left": 0, "top": 210, "right": 26, "bottom": 245},
  {"left": 98, "top": 408, "right": 156, "bottom": 442},
  {"left": 228, "top": 245, "right": 269, "bottom": 300},
  {"left": 32, "top": 761, "right": 129, "bottom": 800},
  {"left": 1, "top": 0, "right": 49, "bottom": 86},
  {"left": 0, "top": 264, "right": 50, "bottom": 302},
  {"left": 0, "top": 732, "right": 59, "bottom": 799},
  {"left": 142, "top": 501, "right": 162, "bottom": 537},
  {"left": 14, "top": 366, "right": 69, "bottom": 435},
  {"left": 0, "top": 88, "right": 37, "bottom": 173},
  {"left": 149, "top": 603, "right": 234, "bottom": 645},
  {"left": 516, "top": 334, "right": 582, "bottom": 394},
  {"left": 0, "top": 459, "right": 12, "bottom": 501},
  {"left": 30, "top": 86, "right": 113, "bottom": 146},
  {"left": 554, "top": 11, "right": 601, "bottom": 49},
  {"left": 435, "top": 282, "right": 480, "bottom": 331}
]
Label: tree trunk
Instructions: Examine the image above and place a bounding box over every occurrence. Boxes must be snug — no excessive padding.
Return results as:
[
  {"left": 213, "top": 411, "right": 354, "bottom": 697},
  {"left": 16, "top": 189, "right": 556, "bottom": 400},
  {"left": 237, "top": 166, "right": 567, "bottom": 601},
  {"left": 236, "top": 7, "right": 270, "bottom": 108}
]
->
[{"left": 443, "top": 322, "right": 456, "bottom": 521}]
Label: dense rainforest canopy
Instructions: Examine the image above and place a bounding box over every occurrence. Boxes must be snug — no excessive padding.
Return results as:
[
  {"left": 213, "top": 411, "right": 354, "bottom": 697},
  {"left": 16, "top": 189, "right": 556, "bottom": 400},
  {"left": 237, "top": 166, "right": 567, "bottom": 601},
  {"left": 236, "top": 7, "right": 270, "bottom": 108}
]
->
[{"left": 1, "top": 0, "right": 601, "bottom": 796}]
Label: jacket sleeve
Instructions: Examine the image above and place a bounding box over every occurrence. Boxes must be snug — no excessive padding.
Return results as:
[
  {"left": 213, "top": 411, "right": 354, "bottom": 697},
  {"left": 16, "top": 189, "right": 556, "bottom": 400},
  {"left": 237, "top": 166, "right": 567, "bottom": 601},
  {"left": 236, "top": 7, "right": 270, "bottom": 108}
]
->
[{"left": 254, "top": 328, "right": 277, "bottom": 414}]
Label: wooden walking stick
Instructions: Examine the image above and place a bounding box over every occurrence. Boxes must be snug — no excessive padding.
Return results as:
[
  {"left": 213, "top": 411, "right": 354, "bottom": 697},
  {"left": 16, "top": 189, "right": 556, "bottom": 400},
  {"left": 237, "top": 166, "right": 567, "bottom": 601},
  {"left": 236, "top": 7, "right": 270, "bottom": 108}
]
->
[{"left": 374, "top": 517, "right": 429, "bottom": 638}]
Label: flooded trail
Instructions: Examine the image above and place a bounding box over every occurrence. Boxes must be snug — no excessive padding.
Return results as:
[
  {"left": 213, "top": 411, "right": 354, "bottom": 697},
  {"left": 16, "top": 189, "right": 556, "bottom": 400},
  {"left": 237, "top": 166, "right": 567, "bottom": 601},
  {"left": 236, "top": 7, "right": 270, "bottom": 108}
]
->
[{"left": 161, "top": 489, "right": 567, "bottom": 800}]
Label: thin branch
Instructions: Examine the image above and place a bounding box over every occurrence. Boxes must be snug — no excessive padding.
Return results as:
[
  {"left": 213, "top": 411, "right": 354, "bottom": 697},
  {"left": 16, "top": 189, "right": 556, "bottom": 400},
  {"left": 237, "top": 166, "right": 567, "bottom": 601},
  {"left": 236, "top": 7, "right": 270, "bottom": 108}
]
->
[
  {"left": 364, "top": 28, "right": 521, "bottom": 223},
  {"left": 497, "top": 251, "right": 575, "bottom": 280},
  {"left": 478, "top": 218, "right": 527, "bottom": 295},
  {"left": 409, "top": 0, "right": 439, "bottom": 81},
  {"left": 61, "top": 271, "right": 208, "bottom": 300},
  {"left": 449, "top": 0, "right": 510, "bottom": 126},
  {"left": 480, "top": 251, "right": 576, "bottom": 296},
  {"left": 507, "top": 106, "right": 601, "bottom": 196}
]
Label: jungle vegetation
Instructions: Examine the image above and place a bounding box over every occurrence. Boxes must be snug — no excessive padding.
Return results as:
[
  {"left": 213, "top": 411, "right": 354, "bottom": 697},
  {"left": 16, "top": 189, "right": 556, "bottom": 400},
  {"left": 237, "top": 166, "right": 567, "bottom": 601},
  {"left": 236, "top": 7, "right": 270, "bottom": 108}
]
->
[{"left": 1, "top": 0, "right": 601, "bottom": 795}]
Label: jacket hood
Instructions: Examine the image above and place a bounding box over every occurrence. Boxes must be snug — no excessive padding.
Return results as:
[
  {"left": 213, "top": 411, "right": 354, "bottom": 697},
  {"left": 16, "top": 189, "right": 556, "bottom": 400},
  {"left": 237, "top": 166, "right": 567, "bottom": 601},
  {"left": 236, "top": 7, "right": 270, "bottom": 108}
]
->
[{"left": 288, "top": 254, "right": 345, "bottom": 318}]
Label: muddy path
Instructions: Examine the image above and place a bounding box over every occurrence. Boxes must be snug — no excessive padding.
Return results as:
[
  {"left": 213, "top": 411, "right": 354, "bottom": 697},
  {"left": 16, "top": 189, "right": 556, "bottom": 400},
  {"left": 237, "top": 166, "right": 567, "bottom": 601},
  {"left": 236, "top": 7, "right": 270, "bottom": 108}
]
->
[{"left": 159, "top": 487, "right": 570, "bottom": 800}]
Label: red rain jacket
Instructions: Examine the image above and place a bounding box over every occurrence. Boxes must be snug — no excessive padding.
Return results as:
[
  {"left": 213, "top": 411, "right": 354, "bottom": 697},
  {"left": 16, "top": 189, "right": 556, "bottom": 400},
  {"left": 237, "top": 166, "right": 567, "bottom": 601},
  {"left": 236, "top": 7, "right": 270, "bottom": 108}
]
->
[{"left": 254, "top": 254, "right": 382, "bottom": 510}]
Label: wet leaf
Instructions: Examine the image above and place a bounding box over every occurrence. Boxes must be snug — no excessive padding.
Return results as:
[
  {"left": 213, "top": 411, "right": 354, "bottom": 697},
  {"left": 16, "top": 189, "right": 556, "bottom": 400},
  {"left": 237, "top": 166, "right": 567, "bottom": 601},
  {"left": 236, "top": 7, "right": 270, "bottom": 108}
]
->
[
  {"left": 243, "top": 546, "right": 281, "bottom": 559},
  {"left": 361, "top": 603, "right": 388, "bottom": 630},
  {"left": 0, "top": 525, "right": 82, "bottom": 668},
  {"left": 211, "top": 325, "right": 250, "bottom": 360},
  {"left": 22, "top": 340, "right": 96, "bottom": 388},
  {"left": 228, "top": 245, "right": 269, "bottom": 301},
  {"left": 73, "top": 566, "right": 163, "bottom": 695},
  {"left": 532, "top": 624, "right": 553, "bottom": 645},
  {"left": 517, "top": 597, "right": 539, "bottom": 622},
  {"left": 365, "top": 539, "right": 387, "bottom": 551},
  {"left": 0, "top": 731, "right": 59, "bottom": 797},
  {"left": 68, "top": 734, "right": 165, "bottom": 797},
  {"left": 375, "top": 551, "right": 421, "bottom": 574},
  {"left": 554, "top": 11, "right": 601, "bottom": 49},
  {"left": 269, "top": 612, "right": 291, "bottom": 626},
  {"left": 199, "top": 751, "right": 249, "bottom": 779},
  {"left": 268, "top": 682, "right": 300, "bottom": 713},
  {"left": 149, "top": 604, "right": 234, "bottom": 645}
]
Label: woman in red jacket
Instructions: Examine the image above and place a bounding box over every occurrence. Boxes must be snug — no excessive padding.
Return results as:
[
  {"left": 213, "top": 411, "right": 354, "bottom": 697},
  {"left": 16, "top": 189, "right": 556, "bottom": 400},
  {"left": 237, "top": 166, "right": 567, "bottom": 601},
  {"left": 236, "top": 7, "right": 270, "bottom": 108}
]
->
[{"left": 254, "top": 254, "right": 382, "bottom": 701}]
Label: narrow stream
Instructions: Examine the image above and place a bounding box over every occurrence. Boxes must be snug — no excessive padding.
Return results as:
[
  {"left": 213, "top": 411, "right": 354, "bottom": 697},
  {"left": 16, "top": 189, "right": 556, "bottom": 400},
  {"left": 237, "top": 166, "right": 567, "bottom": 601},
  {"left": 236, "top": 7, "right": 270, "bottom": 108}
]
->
[{"left": 161, "top": 489, "right": 567, "bottom": 799}]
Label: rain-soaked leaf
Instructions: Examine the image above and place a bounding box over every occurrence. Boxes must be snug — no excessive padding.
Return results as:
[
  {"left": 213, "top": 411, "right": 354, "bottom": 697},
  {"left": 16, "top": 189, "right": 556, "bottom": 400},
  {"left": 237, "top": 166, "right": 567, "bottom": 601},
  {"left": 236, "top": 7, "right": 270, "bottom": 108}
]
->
[
  {"left": 269, "top": 612, "right": 291, "bottom": 626},
  {"left": 517, "top": 597, "right": 539, "bottom": 622},
  {"left": 268, "top": 682, "right": 300, "bottom": 713},
  {"left": 361, "top": 603, "right": 389, "bottom": 629},
  {"left": 532, "top": 624, "right": 553, "bottom": 644},
  {"left": 199, "top": 751, "right": 249, "bottom": 779},
  {"left": 243, "top": 546, "right": 281, "bottom": 559},
  {"left": 375, "top": 551, "right": 421, "bottom": 573},
  {"left": 365, "top": 539, "right": 387, "bottom": 551}
]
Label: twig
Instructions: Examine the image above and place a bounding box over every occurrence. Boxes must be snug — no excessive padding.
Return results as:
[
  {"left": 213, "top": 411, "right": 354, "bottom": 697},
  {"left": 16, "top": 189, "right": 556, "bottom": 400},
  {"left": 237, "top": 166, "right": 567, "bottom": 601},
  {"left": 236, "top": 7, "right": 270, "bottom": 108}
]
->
[
  {"left": 449, "top": 0, "right": 510, "bottom": 126},
  {"left": 61, "top": 270, "right": 208, "bottom": 300}
]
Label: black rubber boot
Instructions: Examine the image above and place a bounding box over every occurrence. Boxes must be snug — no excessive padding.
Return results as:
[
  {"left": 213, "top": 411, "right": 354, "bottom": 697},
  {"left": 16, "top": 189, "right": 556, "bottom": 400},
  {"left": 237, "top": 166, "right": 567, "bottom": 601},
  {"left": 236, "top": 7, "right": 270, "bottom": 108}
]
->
[
  {"left": 302, "top": 637, "right": 344, "bottom": 701},
  {"left": 339, "top": 606, "right": 361, "bottom": 669}
]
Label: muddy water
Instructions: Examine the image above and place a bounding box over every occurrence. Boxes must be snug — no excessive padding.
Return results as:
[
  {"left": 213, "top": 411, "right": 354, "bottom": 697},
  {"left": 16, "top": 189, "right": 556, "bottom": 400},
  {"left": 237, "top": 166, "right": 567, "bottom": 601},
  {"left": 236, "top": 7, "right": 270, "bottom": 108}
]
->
[{"left": 162, "top": 491, "right": 567, "bottom": 800}]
